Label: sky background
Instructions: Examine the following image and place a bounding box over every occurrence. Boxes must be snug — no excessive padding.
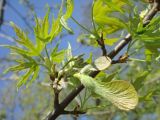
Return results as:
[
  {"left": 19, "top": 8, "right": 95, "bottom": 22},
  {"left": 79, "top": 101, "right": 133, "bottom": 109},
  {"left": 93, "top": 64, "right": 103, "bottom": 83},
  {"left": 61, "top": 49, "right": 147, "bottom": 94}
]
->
[{"left": 0, "top": 0, "right": 94, "bottom": 57}]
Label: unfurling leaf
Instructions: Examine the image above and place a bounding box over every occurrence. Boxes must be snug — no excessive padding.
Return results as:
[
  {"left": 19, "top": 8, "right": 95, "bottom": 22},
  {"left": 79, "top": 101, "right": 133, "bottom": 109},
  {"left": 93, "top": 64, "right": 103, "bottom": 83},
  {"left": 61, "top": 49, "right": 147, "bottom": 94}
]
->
[
  {"left": 51, "top": 50, "right": 66, "bottom": 63},
  {"left": 60, "top": 0, "right": 74, "bottom": 33},
  {"left": 74, "top": 73, "right": 138, "bottom": 111},
  {"left": 60, "top": 16, "right": 73, "bottom": 34},
  {"left": 17, "top": 67, "right": 34, "bottom": 89},
  {"left": 3, "top": 62, "right": 34, "bottom": 74},
  {"left": 10, "top": 22, "right": 41, "bottom": 56},
  {"left": 93, "top": 0, "right": 130, "bottom": 35},
  {"left": 80, "top": 56, "right": 111, "bottom": 74},
  {"left": 34, "top": 4, "right": 63, "bottom": 43},
  {"left": 94, "top": 56, "right": 111, "bottom": 70}
]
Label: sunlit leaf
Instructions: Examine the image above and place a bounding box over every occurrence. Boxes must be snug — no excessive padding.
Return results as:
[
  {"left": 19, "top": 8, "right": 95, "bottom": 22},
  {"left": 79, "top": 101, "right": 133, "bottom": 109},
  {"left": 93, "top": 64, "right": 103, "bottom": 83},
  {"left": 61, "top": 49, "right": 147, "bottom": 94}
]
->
[
  {"left": 60, "top": 0, "right": 74, "bottom": 33},
  {"left": 93, "top": 0, "right": 130, "bottom": 34},
  {"left": 1, "top": 45, "right": 31, "bottom": 56},
  {"left": 63, "top": 0, "right": 74, "bottom": 20},
  {"left": 86, "top": 53, "right": 93, "bottom": 64},
  {"left": 104, "top": 38, "right": 119, "bottom": 46},
  {"left": 10, "top": 22, "right": 39, "bottom": 56},
  {"left": 94, "top": 56, "right": 111, "bottom": 71},
  {"left": 49, "top": 9, "right": 62, "bottom": 41},
  {"left": 51, "top": 50, "right": 66, "bottom": 63},
  {"left": 60, "top": 16, "right": 73, "bottom": 34},
  {"left": 34, "top": 5, "right": 62, "bottom": 43},
  {"left": 17, "top": 67, "right": 34, "bottom": 89},
  {"left": 27, "top": 66, "right": 40, "bottom": 87},
  {"left": 77, "top": 34, "right": 97, "bottom": 46},
  {"left": 4, "top": 62, "right": 34, "bottom": 74}
]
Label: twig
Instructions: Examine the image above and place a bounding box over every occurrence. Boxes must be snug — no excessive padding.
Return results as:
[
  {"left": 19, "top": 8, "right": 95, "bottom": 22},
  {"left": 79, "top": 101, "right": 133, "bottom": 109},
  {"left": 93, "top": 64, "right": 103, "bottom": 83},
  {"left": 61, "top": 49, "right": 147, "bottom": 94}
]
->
[
  {"left": 54, "top": 90, "right": 59, "bottom": 109},
  {"left": 111, "top": 53, "right": 129, "bottom": 64},
  {"left": 108, "top": 33, "right": 132, "bottom": 59},
  {"left": 143, "top": 0, "right": 160, "bottom": 26},
  {"left": 0, "top": 0, "right": 6, "bottom": 27},
  {"left": 96, "top": 33, "right": 107, "bottom": 56},
  {"left": 50, "top": 77, "right": 60, "bottom": 110},
  {"left": 47, "top": 1, "right": 160, "bottom": 119}
]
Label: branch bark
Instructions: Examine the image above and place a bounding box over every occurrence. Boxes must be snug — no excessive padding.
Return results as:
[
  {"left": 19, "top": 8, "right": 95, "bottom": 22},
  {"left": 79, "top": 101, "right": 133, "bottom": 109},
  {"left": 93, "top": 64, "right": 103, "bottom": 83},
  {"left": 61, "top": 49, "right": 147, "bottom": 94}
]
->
[
  {"left": 97, "top": 33, "right": 107, "bottom": 56},
  {"left": 0, "top": 0, "right": 6, "bottom": 27},
  {"left": 48, "top": 1, "right": 160, "bottom": 119}
]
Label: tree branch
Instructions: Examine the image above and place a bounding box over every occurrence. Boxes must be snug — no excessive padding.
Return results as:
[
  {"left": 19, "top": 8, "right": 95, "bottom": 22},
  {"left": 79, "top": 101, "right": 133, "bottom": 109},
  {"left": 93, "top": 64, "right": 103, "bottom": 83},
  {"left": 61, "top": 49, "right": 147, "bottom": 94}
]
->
[
  {"left": 48, "top": 1, "right": 160, "bottom": 119},
  {"left": 96, "top": 33, "right": 107, "bottom": 56},
  {"left": 0, "top": 0, "right": 6, "bottom": 27},
  {"left": 54, "top": 90, "right": 59, "bottom": 109},
  {"left": 108, "top": 34, "right": 131, "bottom": 59}
]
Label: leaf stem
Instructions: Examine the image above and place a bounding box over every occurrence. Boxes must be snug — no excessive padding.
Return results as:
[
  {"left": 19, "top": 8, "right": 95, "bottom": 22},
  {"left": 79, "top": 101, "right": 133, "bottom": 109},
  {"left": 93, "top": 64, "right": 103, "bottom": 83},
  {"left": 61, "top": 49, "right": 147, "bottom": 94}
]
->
[
  {"left": 71, "top": 16, "right": 94, "bottom": 35},
  {"left": 128, "top": 58, "right": 146, "bottom": 62},
  {"left": 39, "top": 54, "right": 45, "bottom": 62},
  {"left": 91, "top": 0, "right": 99, "bottom": 37},
  {"left": 45, "top": 45, "right": 50, "bottom": 60},
  {"left": 61, "top": 57, "right": 77, "bottom": 70}
]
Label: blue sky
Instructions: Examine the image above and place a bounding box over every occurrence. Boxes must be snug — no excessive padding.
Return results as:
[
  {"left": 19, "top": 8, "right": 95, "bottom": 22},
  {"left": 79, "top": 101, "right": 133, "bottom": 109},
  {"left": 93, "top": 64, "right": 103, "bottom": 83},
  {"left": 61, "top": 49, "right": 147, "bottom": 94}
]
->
[{"left": 0, "top": 0, "right": 93, "bottom": 58}]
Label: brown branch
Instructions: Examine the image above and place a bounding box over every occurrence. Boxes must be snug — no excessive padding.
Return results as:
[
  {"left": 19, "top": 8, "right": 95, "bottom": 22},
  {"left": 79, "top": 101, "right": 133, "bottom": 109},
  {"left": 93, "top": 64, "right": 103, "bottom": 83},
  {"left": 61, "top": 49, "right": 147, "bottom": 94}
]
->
[
  {"left": 54, "top": 90, "right": 59, "bottom": 109},
  {"left": 50, "top": 74, "right": 60, "bottom": 110},
  {"left": 143, "top": 0, "right": 160, "bottom": 26},
  {"left": 111, "top": 53, "right": 129, "bottom": 64},
  {"left": 96, "top": 33, "right": 107, "bottom": 56},
  {"left": 0, "top": 0, "right": 6, "bottom": 27},
  {"left": 108, "top": 33, "right": 132, "bottom": 59},
  {"left": 48, "top": 1, "right": 160, "bottom": 119}
]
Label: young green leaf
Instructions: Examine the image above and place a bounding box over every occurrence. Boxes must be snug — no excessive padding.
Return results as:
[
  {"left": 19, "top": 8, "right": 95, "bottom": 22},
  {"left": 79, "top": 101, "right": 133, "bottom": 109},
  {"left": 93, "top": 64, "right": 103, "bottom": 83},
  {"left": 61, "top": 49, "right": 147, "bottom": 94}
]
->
[
  {"left": 133, "top": 71, "right": 149, "bottom": 90},
  {"left": 74, "top": 73, "right": 138, "bottom": 111},
  {"left": 60, "top": 0, "right": 74, "bottom": 33},
  {"left": 34, "top": 5, "right": 62, "bottom": 43},
  {"left": 51, "top": 50, "right": 66, "bottom": 63},
  {"left": 63, "top": 0, "right": 74, "bottom": 20},
  {"left": 4, "top": 62, "right": 34, "bottom": 74},
  {"left": 17, "top": 67, "right": 34, "bottom": 89},
  {"left": 66, "top": 43, "right": 73, "bottom": 61},
  {"left": 60, "top": 16, "right": 73, "bottom": 34},
  {"left": 10, "top": 22, "right": 39, "bottom": 56},
  {"left": 104, "top": 38, "right": 119, "bottom": 46},
  {"left": 27, "top": 66, "right": 40, "bottom": 87},
  {"left": 86, "top": 53, "right": 93, "bottom": 64},
  {"left": 93, "top": 56, "right": 111, "bottom": 71},
  {"left": 1, "top": 45, "right": 31, "bottom": 56},
  {"left": 49, "top": 15, "right": 62, "bottom": 41},
  {"left": 77, "top": 34, "right": 97, "bottom": 47},
  {"left": 93, "top": 0, "right": 130, "bottom": 35}
]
